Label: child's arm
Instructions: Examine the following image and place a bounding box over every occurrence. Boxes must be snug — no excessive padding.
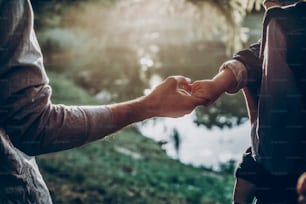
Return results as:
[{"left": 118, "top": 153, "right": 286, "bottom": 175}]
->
[{"left": 191, "top": 68, "right": 238, "bottom": 106}]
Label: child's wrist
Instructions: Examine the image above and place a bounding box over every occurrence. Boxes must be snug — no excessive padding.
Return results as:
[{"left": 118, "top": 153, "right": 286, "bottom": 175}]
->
[{"left": 213, "top": 69, "right": 237, "bottom": 93}]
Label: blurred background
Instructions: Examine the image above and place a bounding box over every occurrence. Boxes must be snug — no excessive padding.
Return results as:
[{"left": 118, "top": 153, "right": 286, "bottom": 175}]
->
[{"left": 33, "top": 0, "right": 263, "bottom": 203}]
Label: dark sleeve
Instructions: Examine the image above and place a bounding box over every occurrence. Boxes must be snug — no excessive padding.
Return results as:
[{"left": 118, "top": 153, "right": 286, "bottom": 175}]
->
[
  {"left": 233, "top": 41, "right": 263, "bottom": 97},
  {"left": 2, "top": 85, "right": 115, "bottom": 156}
]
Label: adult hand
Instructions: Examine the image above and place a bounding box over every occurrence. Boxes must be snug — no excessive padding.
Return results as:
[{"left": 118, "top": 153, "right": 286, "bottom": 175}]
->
[
  {"left": 110, "top": 76, "right": 203, "bottom": 130},
  {"left": 143, "top": 76, "right": 203, "bottom": 118}
]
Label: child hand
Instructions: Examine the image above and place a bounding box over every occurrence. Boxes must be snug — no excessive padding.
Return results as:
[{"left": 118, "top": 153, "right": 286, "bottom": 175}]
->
[{"left": 191, "top": 80, "right": 219, "bottom": 106}]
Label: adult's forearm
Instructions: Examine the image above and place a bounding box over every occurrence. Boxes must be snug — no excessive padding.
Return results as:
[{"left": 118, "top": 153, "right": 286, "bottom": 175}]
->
[
  {"left": 11, "top": 104, "right": 117, "bottom": 156},
  {"left": 109, "top": 96, "right": 152, "bottom": 131},
  {"left": 2, "top": 85, "right": 118, "bottom": 156}
]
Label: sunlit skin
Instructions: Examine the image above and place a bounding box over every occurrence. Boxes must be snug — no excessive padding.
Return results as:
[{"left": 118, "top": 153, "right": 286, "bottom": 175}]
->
[
  {"left": 110, "top": 75, "right": 203, "bottom": 130},
  {"left": 190, "top": 68, "right": 236, "bottom": 106}
]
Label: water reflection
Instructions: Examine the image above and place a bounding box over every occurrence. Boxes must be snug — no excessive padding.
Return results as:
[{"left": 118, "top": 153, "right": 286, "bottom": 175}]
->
[{"left": 138, "top": 112, "right": 251, "bottom": 169}]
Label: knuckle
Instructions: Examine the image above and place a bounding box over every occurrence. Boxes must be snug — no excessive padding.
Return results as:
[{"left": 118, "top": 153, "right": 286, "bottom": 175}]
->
[{"left": 166, "top": 76, "right": 177, "bottom": 84}]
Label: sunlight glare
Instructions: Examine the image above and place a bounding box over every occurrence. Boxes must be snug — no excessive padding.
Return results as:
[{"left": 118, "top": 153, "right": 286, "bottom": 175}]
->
[{"left": 144, "top": 74, "right": 162, "bottom": 95}]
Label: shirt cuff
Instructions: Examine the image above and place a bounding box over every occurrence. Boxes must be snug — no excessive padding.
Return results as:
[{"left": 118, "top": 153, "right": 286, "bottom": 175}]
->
[{"left": 219, "top": 59, "right": 248, "bottom": 93}]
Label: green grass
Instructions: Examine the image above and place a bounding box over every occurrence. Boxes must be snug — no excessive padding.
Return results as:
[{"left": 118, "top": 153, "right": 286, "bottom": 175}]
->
[{"left": 37, "top": 128, "right": 234, "bottom": 204}]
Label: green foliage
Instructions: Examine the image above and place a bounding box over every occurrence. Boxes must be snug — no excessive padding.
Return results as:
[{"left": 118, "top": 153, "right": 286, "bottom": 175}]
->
[
  {"left": 187, "top": 0, "right": 263, "bottom": 14},
  {"left": 47, "top": 72, "right": 98, "bottom": 105},
  {"left": 38, "top": 127, "right": 235, "bottom": 204},
  {"left": 32, "top": 0, "right": 121, "bottom": 29},
  {"left": 186, "top": 0, "right": 263, "bottom": 53}
]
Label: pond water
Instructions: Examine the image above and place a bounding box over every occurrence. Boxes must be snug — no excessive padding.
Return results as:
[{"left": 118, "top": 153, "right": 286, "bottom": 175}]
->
[{"left": 138, "top": 112, "right": 251, "bottom": 169}]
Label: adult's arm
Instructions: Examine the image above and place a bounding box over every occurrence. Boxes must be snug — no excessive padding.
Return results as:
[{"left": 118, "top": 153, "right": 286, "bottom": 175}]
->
[{"left": 3, "top": 77, "right": 201, "bottom": 156}]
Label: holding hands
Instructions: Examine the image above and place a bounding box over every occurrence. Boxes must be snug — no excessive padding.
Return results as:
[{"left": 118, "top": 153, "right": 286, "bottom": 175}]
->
[
  {"left": 190, "top": 68, "right": 237, "bottom": 106},
  {"left": 110, "top": 75, "right": 204, "bottom": 129},
  {"left": 143, "top": 76, "right": 203, "bottom": 118},
  {"left": 190, "top": 79, "right": 220, "bottom": 106},
  {"left": 122, "top": 68, "right": 236, "bottom": 125},
  {"left": 145, "top": 68, "right": 237, "bottom": 119}
]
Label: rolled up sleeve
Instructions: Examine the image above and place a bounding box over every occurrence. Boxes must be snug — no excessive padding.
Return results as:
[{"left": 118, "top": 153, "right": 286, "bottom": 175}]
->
[
  {"left": 219, "top": 59, "right": 248, "bottom": 93},
  {"left": 233, "top": 42, "right": 263, "bottom": 95}
]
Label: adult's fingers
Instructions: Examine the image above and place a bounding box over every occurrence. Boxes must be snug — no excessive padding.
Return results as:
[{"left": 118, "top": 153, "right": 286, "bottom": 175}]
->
[
  {"left": 166, "top": 76, "right": 191, "bottom": 88},
  {"left": 178, "top": 89, "right": 207, "bottom": 107},
  {"left": 178, "top": 88, "right": 191, "bottom": 96}
]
